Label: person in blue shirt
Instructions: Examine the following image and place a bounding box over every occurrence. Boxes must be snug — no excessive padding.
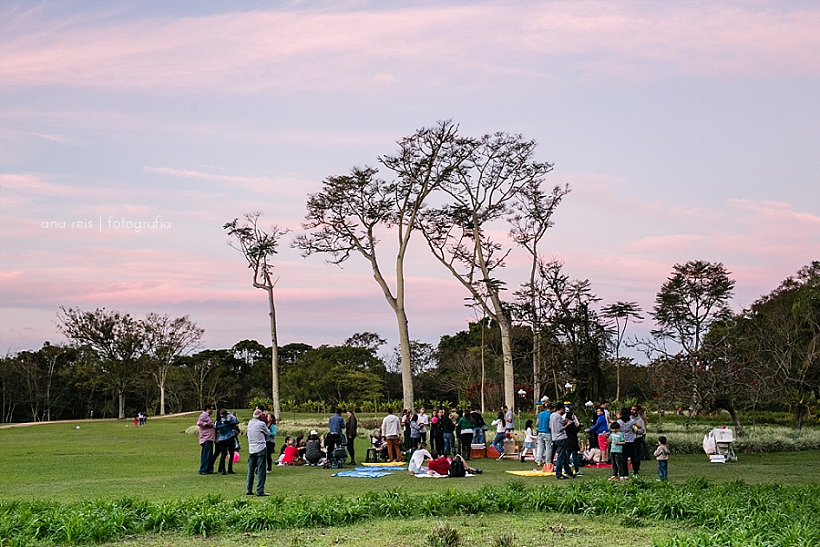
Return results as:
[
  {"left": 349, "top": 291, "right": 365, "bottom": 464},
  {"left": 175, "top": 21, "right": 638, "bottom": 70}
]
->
[
  {"left": 535, "top": 400, "right": 552, "bottom": 466},
  {"left": 327, "top": 407, "right": 345, "bottom": 455},
  {"left": 586, "top": 406, "right": 610, "bottom": 462}
]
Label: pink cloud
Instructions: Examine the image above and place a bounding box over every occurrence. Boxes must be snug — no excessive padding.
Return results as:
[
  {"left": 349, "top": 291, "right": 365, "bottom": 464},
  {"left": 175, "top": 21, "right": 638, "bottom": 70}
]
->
[{"left": 2, "top": 3, "right": 818, "bottom": 93}]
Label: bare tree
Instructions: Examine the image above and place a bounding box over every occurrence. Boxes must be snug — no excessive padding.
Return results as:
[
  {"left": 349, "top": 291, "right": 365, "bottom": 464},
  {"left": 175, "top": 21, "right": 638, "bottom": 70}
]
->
[
  {"left": 224, "top": 213, "right": 288, "bottom": 420},
  {"left": 509, "top": 180, "right": 568, "bottom": 401},
  {"left": 295, "top": 121, "right": 466, "bottom": 411},
  {"left": 419, "top": 130, "right": 553, "bottom": 410},
  {"left": 143, "top": 313, "right": 203, "bottom": 415}
]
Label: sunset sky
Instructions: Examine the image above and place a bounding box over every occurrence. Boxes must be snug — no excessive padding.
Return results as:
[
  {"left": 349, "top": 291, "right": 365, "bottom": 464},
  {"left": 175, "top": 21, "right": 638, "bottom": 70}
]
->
[{"left": 1, "top": 1, "right": 818, "bottom": 361}]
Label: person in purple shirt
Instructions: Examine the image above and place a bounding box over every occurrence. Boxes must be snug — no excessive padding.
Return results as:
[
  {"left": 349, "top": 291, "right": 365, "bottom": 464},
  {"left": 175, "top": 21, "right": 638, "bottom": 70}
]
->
[{"left": 196, "top": 404, "right": 216, "bottom": 475}]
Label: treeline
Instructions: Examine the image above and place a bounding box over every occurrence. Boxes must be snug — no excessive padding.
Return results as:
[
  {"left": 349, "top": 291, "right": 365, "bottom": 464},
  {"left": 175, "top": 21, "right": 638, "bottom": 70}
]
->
[{"left": 1, "top": 261, "right": 818, "bottom": 426}]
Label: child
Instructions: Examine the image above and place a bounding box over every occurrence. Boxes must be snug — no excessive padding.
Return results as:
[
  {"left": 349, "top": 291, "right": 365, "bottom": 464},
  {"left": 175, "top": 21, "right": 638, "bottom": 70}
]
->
[
  {"left": 654, "top": 435, "right": 670, "bottom": 481},
  {"left": 520, "top": 419, "right": 536, "bottom": 462},
  {"left": 608, "top": 421, "right": 627, "bottom": 481}
]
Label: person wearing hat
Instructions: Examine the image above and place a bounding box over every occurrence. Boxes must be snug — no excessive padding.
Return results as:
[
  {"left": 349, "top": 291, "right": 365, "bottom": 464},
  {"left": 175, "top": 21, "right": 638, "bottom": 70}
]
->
[{"left": 246, "top": 409, "right": 270, "bottom": 496}]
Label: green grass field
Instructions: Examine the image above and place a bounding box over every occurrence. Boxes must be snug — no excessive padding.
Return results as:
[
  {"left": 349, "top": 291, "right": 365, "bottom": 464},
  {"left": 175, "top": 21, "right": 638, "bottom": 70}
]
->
[{"left": 1, "top": 413, "right": 818, "bottom": 546}]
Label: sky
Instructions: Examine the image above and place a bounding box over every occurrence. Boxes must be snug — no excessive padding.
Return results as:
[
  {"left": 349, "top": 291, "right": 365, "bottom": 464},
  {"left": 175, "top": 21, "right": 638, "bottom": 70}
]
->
[{"left": 1, "top": 0, "right": 819, "bottom": 362}]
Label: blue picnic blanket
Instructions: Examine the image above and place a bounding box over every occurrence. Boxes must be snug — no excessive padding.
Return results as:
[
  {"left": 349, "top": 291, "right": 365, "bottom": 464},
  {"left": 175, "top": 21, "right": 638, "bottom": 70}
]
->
[
  {"left": 332, "top": 470, "right": 392, "bottom": 478},
  {"left": 355, "top": 466, "right": 404, "bottom": 472}
]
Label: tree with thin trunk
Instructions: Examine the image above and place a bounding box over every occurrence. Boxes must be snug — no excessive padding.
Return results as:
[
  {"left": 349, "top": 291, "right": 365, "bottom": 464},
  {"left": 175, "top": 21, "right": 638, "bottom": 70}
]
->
[
  {"left": 224, "top": 213, "right": 288, "bottom": 420},
  {"left": 419, "top": 130, "right": 553, "bottom": 410},
  {"left": 295, "top": 121, "right": 466, "bottom": 411},
  {"left": 509, "top": 180, "right": 568, "bottom": 401},
  {"left": 143, "top": 313, "right": 203, "bottom": 415},
  {"left": 57, "top": 307, "right": 145, "bottom": 419},
  {"left": 644, "top": 260, "right": 735, "bottom": 428},
  {"left": 601, "top": 301, "right": 643, "bottom": 401}
]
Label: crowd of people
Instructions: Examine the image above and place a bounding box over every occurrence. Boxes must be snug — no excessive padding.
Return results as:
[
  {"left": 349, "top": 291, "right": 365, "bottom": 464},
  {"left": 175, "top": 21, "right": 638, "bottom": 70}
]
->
[{"left": 195, "top": 399, "right": 670, "bottom": 494}]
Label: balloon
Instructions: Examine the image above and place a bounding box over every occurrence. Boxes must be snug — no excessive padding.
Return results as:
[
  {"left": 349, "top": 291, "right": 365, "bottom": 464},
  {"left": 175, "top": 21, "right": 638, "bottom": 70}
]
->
[
  {"left": 431, "top": 417, "right": 438, "bottom": 424},
  {"left": 233, "top": 452, "right": 240, "bottom": 463}
]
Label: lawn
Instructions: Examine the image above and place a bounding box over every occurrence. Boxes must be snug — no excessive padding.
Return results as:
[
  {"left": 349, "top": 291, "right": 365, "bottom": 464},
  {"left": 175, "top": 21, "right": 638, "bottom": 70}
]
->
[{"left": 1, "top": 413, "right": 818, "bottom": 546}]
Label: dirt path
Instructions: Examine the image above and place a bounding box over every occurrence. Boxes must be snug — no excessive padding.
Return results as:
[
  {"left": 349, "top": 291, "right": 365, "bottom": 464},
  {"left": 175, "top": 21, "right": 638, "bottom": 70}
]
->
[{"left": 0, "top": 411, "right": 197, "bottom": 429}]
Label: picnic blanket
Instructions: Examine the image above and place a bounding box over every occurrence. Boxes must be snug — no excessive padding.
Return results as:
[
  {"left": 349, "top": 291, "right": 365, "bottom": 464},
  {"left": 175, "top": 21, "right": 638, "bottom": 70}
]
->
[
  {"left": 355, "top": 466, "right": 405, "bottom": 472},
  {"left": 506, "top": 470, "right": 556, "bottom": 477},
  {"left": 332, "top": 470, "right": 392, "bottom": 478},
  {"left": 361, "top": 461, "right": 406, "bottom": 467},
  {"left": 415, "top": 472, "right": 475, "bottom": 478}
]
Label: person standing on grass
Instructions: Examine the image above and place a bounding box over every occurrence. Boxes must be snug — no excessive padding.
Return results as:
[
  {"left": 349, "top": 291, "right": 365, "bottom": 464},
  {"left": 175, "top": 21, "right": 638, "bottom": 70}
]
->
[
  {"left": 654, "top": 436, "right": 670, "bottom": 481},
  {"left": 246, "top": 409, "right": 270, "bottom": 496},
  {"left": 608, "top": 421, "right": 626, "bottom": 481},
  {"left": 381, "top": 408, "right": 403, "bottom": 462},
  {"left": 502, "top": 405, "right": 515, "bottom": 435},
  {"left": 441, "top": 411, "right": 456, "bottom": 457},
  {"left": 265, "top": 414, "right": 277, "bottom": 472},
  {"left": 215, "top": 409, "right": 239, "bottom": 475},
  {"left": 586, "top": 406, "right": 609, "bottom": 462},
  {"left": 455, "top": 410, "right": 474, "bottom": 460},
  {"left": 409, "top": 413, "right": 421, "bottom": 449},
  {"left": 550, "top": 404, "right": 574, "bottom": 479},
  {"left": 327, "top": 407, "right": 345, "bottom": 456},
  {"left": 491, "top": 411, "right": 507, "bottom": 459},
  {"left": 535, "top": 401, "right": 552, "bottom": 466},
  {"left": 620, "top": 407, "right": 644, "bottom": 477},
  {"left": 418, "top": 407, "right": 429, "bottom": 446},
  {"left": 631, "top": 405, "right": 647, "bottom": 470},
  {"left": 346, "top": 410, "right": 358, "bottom": 465},
  {"left": 196, "top": 404, "right": 216, "bottom": 475},
  {"left": 431, "top": 408, "right": 444, "bottom": 455}
]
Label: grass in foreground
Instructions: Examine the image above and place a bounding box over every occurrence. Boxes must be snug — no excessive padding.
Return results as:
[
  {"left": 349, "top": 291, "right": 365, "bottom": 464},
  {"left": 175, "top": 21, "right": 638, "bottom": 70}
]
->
[{"left": 1, "top": 480, "right": 818, "bottom": 546}]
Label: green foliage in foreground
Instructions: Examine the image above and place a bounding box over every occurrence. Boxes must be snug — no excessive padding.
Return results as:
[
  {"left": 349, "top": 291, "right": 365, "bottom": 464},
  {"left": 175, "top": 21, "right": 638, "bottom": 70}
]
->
[{"left": 1, "top": 479, "right": 817, "bottom": 547}]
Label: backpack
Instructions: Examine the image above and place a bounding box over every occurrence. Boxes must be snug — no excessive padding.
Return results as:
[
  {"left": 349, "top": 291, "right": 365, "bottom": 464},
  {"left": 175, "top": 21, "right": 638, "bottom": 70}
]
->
[{"left": 448, "top": 455, "right": 466, "bottom": 478}]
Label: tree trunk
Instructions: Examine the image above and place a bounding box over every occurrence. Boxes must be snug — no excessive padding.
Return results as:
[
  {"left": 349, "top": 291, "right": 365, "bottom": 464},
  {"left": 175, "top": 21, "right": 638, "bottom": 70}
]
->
[
  {"left": 497, "top": 313, "right": 515, "bottom": 410},
  {"left": 159, "top": 383, "right": 166, "bottom": 416},
  {"left": 118, "top": 389, "right": 125, "bottom": 420},
  {"left": 533, "top": 329, "right": 541, "bottom": 402},
  {"left": 266, "top": 284, "right": 281, "bottom": 422},
  {"left": 396, "top": 307, "right": 415, "bottom": 411}
]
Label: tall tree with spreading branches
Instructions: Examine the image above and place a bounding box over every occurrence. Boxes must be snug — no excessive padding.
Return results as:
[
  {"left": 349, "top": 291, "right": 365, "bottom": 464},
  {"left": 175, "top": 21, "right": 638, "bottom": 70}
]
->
[
  {"left": 509, "top": 180, "right": 568, "bottom": 401},
  {"left": 57, "top": 307, "right": 145, "bottom": 419},
  {"left": 143, "top": 314, "right": 203, "bottom": 415},
  {"left": 295, "top": 121, "right": 467, "bottom": 411},
  {"left": 419, "top": 130, "right": 554, "bottom": 410},
  {"left": 601, "top": 301, "right": 643, "bottom": 401},
  {"left": 224, "top": 212, "right": 288, "bottom": 420}
]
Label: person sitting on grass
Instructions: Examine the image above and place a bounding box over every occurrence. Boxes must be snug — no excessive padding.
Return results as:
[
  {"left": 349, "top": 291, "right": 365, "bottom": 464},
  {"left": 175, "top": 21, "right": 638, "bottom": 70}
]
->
[
  {"left": 408, "top": 443, "right": 432, "bottom": 474},
  {"left": 279, "top": 437, "right": 300, "bottom": 465},
  {"left": 304, "top": 430, "right": 324, "bottom": 466}
]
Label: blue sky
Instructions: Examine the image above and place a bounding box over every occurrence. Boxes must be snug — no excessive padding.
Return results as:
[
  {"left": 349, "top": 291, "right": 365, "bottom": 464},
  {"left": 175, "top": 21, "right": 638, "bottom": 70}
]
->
[{"left": 1, "top": 1, "right": 818, "bottom": 360}]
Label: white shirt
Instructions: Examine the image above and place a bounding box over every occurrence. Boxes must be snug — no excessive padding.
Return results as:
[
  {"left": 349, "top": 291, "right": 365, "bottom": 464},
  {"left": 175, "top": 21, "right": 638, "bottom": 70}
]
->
[{"left": 246, "top": 417, "right": 269, "bottom": 455}]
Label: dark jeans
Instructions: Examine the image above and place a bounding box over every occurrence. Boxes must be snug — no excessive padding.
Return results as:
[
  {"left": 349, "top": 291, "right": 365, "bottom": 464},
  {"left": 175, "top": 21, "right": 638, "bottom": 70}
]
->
[
  {"left": 216, "top": 439, "right": 235, "bottom": 473},
  {"left": 624, "top": 441, "right": 639, "bottom": 475},
  {"left": 265, "top": 441, "right": 276, "bottom": 471},
  {"left": 658, "top": 460, "right": 668, "bottom": 480},
  {"left": 612, "top": 452, "right": 627, "bottom": 477},
  {"left": 459, "top": 433, "right": 473, "bottom": 459},
  {"left": 347, "top": 436, "right": 356, "bottom": 463},
  {"left": 199, "top": 440, "right": 214, "bottom": 474},
  {"left": 246, "top": 449, "right": 267, "bottom": 495},
  {"left": 632, "top": 437, "right": 644, "bottom": 475},
  {"left": 433, "top": 433, "right": 444, "bottom": 455},
  {"left": 553, "top": 438, "right": 574, "bottom": 477},
  {"left": 443, "top": 433, "right": 455, "bottom": 457}
]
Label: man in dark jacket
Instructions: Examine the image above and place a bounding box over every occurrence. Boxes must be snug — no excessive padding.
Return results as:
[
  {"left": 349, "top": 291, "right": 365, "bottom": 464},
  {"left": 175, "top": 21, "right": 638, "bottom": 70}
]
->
[{"left": 346, "top": 410, "right": 358, "bottom": 465}]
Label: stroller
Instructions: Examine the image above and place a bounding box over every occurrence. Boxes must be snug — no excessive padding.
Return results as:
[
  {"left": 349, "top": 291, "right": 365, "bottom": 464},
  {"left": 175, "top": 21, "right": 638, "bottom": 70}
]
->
[
  {"left": 323, "top": 433, "right": 347, "bottom": 469},
  {"left": 703, "top": 427, "right": 737, "bottom": 462}
]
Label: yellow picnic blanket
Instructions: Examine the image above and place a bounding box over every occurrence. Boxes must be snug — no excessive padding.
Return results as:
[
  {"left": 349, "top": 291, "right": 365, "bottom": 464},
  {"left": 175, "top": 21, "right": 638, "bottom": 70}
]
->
[
  {"left": 362, "top": 462, "right": 407, "bottom": 467},
  {"left": 505, "top": 470, "right": 556, "bottom": 477}
]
